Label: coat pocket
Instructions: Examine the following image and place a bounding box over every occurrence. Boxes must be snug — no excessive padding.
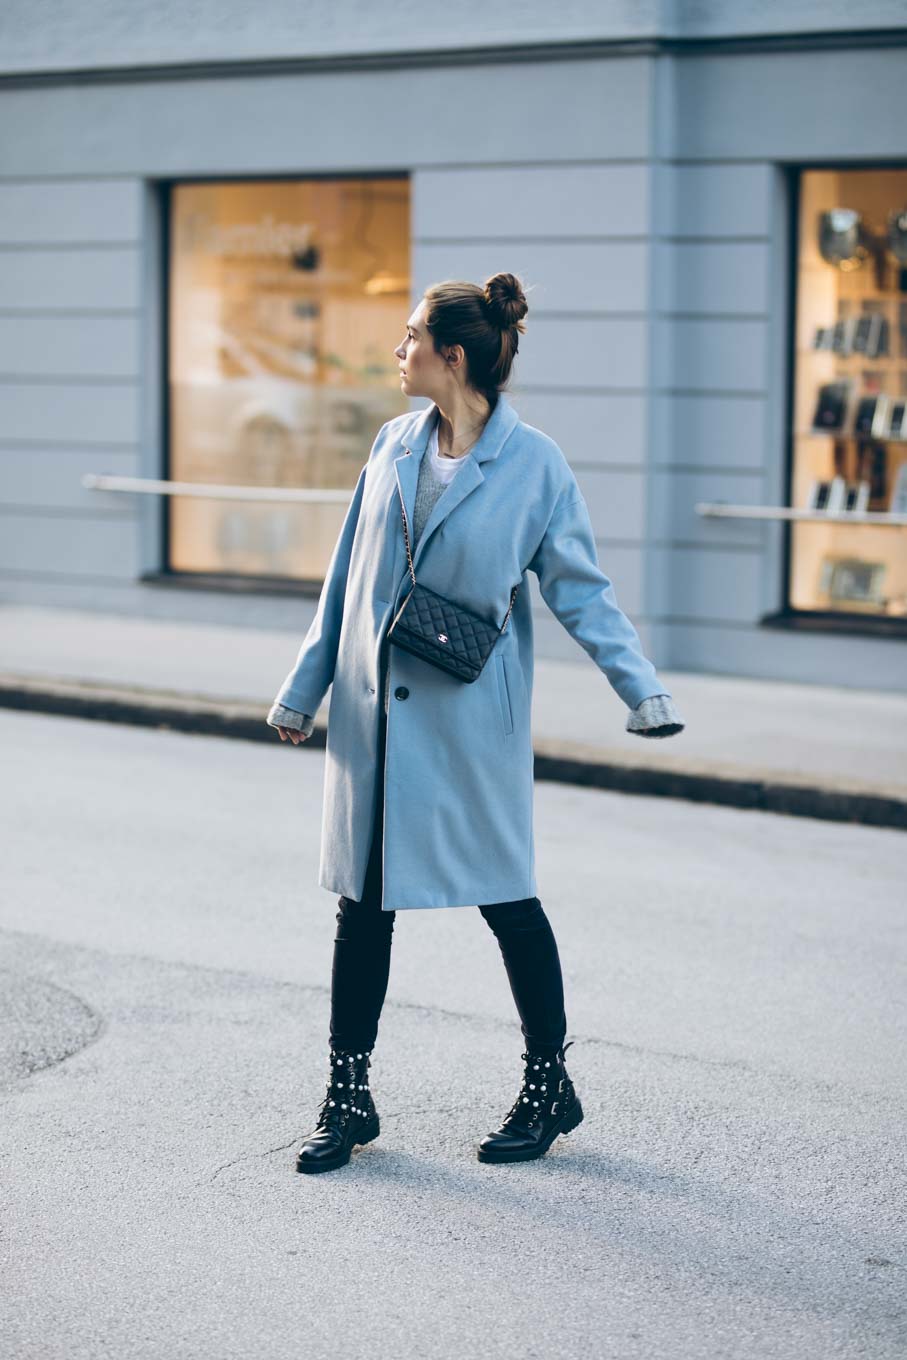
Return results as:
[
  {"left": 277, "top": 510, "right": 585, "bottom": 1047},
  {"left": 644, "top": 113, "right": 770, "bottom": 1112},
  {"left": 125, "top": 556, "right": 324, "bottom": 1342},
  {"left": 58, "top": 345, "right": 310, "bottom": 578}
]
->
[{"left": 494, "top": 650, "right": 514, "bottom": 736}]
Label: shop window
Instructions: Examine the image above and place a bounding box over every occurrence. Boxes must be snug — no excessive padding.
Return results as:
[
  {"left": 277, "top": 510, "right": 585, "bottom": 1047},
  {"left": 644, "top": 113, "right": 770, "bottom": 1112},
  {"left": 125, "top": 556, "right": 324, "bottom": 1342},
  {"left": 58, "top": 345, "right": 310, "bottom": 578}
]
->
[
  {"left": 167, "top": 177, "right": 410, "bottom": 581},
  {"left": 790, "top": 167, "right": 907, "bottom": 623}
]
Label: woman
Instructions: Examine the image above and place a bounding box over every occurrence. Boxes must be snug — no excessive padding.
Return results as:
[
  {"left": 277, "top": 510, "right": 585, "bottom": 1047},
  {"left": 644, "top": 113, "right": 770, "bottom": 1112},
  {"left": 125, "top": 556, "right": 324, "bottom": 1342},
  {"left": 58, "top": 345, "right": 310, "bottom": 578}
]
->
[{"left": 268, "top": 273, "right": 685, "bottom": 1175}]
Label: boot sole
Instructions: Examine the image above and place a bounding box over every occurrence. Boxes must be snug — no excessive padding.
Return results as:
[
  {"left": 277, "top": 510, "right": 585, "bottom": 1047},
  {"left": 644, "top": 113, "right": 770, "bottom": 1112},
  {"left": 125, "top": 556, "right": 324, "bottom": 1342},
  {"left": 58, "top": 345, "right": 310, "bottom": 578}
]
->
[
  {"left": 476, "top": 1097, "right": 584, "bottom": 1163},
  {"left": 295, "top": 1114, "right": 381, "bottom": 1174}
]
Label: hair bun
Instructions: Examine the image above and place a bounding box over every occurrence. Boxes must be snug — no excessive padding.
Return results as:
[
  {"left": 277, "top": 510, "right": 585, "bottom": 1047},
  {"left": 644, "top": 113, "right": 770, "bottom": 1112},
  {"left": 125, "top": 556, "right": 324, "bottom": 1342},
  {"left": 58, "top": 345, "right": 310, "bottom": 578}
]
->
[{"left": 483, "top": 272, "right": 529, "bottom": 331}]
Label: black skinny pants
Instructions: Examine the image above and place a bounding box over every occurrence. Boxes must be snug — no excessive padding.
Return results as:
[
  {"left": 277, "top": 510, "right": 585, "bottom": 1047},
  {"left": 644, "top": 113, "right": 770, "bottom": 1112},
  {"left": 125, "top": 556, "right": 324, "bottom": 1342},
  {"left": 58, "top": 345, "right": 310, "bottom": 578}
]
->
[{"left": 330, "top": 705, "right": 568, "bottom": 1057}]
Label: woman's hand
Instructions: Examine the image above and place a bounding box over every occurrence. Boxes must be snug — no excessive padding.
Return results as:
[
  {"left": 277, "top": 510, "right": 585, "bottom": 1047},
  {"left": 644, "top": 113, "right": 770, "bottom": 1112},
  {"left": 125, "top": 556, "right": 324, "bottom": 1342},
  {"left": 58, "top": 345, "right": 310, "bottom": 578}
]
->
[
  {"left": 267, "top": 702, "right": 315, "bottom": 741},
  {"left": 276, "top": 725, "right": 311, "bottom": 745}
]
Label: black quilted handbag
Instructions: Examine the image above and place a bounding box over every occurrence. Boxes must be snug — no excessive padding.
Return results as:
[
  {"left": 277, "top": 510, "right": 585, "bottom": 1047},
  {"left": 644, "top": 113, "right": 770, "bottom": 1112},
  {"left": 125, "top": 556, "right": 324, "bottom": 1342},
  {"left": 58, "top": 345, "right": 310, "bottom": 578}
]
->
[{"left": 386, "top": 488, "right": 518, "bottom": 683}]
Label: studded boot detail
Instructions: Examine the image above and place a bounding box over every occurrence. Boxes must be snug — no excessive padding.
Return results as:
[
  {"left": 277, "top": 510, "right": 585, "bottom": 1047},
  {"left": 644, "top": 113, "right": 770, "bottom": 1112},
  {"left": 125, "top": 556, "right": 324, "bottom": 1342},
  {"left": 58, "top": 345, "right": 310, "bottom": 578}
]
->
[
  {"left": 295, "top": 1048, "right": 380, "bottom": 1174},
  {"left": 477, "top": 1039, "right": 583, "bottom": 1163}
]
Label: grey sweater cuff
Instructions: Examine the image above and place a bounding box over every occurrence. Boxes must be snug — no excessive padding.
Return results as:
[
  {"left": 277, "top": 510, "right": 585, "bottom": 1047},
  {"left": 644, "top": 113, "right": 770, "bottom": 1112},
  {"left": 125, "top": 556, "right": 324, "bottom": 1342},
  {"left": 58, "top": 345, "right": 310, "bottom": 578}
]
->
[
  {"left": 267, "top": 702, "right": 316, "bottom": 737},
  {"left": 625, "top": 693, "right": 685, "bottom": 738}
]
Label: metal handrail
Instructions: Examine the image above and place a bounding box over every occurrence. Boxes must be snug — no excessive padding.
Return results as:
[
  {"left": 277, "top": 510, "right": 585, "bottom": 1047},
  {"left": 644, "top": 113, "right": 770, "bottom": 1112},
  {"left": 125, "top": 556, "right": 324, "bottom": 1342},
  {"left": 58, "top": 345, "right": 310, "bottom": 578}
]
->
[
  {"left": 81, "top": 479, "right": 907, "bottom": 524},
  {"left": 695, "top": 501, "right": 907, "bottom": 527},
  {"left": 81, "top": 474, "right": 353, "bottom": 505}
]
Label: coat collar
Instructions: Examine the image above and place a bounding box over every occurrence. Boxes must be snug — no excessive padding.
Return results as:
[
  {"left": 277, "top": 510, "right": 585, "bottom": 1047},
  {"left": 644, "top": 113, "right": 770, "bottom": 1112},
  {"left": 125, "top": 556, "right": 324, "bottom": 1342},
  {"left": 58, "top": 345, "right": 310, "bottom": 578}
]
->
[
  {"left": 392, "top": 392, "right": 520, "bottom": 579},
  {"left": 397, "top": 390, "right": 519, "bottom": 465}
]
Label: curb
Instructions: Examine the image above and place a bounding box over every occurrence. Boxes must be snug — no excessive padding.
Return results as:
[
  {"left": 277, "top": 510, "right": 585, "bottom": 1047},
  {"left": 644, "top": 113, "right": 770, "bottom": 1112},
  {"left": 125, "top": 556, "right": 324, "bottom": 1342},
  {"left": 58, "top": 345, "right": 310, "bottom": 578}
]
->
[{"left": 2, "top": 674, "right": 904, "bottom": 831}]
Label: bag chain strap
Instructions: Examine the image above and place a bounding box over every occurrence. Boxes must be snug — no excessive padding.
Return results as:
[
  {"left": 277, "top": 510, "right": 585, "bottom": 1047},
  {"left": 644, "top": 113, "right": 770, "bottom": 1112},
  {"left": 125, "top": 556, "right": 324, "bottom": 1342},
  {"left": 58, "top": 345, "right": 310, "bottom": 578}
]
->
[{"left": 397, "top": 491, "right": 518, "bottom": 635}]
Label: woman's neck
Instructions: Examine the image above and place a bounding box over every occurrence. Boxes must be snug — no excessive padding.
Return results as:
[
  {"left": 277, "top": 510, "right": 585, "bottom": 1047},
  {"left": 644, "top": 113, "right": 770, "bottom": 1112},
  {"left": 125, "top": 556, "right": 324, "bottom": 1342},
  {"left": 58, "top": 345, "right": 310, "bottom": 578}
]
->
[{"left": 435, "top": 393, "right": 493, "bottom": 458}]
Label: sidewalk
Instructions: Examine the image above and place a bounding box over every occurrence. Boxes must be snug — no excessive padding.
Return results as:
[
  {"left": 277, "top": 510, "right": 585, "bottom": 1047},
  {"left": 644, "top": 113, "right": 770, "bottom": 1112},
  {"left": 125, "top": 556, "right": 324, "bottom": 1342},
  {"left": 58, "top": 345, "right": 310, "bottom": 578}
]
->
[{"left": 2, "top": 604, "right": 905, "bottom": 829}]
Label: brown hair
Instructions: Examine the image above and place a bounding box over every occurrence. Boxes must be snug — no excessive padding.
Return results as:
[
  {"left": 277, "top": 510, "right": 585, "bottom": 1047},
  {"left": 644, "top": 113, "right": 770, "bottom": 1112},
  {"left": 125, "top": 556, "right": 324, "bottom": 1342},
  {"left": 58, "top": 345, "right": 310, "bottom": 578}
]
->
[{"left": 422, "top": 272, "right": 529, "bottom": 406}]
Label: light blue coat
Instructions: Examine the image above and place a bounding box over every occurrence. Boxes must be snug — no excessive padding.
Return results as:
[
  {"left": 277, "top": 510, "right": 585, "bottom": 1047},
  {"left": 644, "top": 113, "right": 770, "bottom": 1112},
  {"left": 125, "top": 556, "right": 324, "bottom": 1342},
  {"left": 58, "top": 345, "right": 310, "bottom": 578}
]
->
[{"left": 273, "top": 391, "right": 672, "bottom": 911}]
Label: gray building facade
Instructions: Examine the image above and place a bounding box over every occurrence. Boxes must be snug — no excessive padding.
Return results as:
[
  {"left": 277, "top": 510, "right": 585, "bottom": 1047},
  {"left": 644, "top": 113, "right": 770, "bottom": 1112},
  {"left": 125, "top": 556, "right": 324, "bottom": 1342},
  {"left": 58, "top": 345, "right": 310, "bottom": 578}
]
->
[{"left": 1, "top": 2, "right": 906, "bottom": 690}]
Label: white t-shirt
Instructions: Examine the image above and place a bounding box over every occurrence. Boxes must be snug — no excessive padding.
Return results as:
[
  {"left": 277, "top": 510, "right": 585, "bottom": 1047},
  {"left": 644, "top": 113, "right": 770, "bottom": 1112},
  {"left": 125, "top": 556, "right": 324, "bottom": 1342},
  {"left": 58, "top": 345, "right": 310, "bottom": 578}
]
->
[{"left": 428, "top": 415, "right": 470, "bottom": 485}]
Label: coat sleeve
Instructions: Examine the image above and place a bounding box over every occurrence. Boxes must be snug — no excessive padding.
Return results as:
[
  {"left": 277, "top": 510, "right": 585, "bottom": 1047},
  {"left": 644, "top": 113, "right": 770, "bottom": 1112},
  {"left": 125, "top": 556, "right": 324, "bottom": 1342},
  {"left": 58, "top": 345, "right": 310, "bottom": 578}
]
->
[
  {"left": 626, "top": 692, "right": 685, "bottom": 738},
  {"left": 266, "top": 702, "right": 316, "bottom": 738},
  {"left": 270, "top": 458, "right": 369, "bottom": 718},
  {"left": 527, "top": 491, "right": 672, "bottom": 712}
]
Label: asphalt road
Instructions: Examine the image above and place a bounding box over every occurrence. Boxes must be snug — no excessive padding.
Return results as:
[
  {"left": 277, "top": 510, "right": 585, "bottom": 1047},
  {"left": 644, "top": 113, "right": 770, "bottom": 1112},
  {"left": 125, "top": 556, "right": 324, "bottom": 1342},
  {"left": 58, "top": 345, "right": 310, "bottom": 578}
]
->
[{"left": 1, "top": 709, "right": 904, "bottom": 1360}]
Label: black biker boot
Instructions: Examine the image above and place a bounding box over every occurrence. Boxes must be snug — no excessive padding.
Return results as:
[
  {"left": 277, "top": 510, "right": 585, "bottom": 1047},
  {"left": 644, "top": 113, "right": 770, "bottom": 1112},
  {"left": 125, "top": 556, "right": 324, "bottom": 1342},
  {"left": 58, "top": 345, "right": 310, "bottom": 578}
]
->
[
  {"left": 295, "top": 1047, "right": 380, "bottom": 1174},
  {"left": 477, "top": 1039, "right": 583, "bottom": 1163}
]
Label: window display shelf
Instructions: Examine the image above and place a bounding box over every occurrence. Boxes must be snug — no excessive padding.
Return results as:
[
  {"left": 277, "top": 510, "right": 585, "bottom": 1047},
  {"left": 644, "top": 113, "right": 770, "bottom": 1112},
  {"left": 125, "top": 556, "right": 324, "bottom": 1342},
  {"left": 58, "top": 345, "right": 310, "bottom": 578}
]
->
[
  {"left": 695, "top": 501, "right": 907, "bottom": 526},
  {"left": 81, "top": 473, "right": 353, "bottom": 504},
  {"left": 796, "top": 429, "right": 907, "bottom": 442},
  {"left": 797, "top": 348, "right": 906, "bottom": 361}
]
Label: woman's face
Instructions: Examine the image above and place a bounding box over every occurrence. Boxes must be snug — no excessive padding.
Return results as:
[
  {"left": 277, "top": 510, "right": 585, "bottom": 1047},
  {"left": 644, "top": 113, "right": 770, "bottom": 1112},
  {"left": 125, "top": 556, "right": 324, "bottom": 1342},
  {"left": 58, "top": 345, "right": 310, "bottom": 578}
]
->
[{"left": 393, "top": 300, "right": 460, "bottom": 401}]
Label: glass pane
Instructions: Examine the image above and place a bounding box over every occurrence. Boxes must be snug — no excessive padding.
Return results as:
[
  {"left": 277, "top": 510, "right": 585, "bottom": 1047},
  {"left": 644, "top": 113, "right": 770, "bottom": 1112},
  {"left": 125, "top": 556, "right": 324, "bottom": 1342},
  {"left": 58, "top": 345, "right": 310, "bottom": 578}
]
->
[
  {"left": 167, "top": 177, "right": 410, "bottom": 579},
  {"left": 791, "top": 168, "right": 907, "bottom": 619}
]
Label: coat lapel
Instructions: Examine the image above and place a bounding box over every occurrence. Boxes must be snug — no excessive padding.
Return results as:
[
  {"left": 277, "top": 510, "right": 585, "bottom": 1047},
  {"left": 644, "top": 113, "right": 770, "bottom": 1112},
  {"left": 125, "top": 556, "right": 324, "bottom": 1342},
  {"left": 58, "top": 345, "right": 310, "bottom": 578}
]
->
[{"left": 392, "top": 393, "right": 519, "bottom": 576}]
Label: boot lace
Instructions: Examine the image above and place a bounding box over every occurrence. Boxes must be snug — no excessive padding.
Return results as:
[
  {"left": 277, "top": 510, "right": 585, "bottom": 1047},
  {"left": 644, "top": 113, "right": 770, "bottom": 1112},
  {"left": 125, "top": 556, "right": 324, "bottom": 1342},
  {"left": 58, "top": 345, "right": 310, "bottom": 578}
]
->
[
  {"left": 502, "top": 1041, "right": 574, "bottom": 1133},
  {"left": 316, "top": 1048, "right": 373, "bottom": 1129}
]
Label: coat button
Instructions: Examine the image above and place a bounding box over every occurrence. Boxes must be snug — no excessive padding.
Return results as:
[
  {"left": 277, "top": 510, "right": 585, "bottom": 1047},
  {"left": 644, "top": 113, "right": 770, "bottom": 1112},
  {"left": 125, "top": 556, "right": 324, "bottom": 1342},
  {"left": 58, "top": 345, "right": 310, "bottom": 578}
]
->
[{"left": 394, "top": 686, "right": 409, "bottom": 700}]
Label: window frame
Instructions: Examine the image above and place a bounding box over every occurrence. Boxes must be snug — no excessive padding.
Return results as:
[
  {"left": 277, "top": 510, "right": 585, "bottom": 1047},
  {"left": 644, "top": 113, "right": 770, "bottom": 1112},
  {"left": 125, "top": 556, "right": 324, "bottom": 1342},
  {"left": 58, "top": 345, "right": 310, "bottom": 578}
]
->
[
  {"left": 153, "top": 170, "right": 410, "bottom": 596},
  {"left": 767, "top": 160, "right": 907, "bottom": 641}
]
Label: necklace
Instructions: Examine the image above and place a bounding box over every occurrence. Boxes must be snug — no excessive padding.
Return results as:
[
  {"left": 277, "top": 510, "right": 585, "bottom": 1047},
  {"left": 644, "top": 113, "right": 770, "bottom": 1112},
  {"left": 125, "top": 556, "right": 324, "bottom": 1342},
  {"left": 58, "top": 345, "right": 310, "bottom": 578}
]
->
[{"left": 436, "top": 409, "right": 490, "bottom": 459}]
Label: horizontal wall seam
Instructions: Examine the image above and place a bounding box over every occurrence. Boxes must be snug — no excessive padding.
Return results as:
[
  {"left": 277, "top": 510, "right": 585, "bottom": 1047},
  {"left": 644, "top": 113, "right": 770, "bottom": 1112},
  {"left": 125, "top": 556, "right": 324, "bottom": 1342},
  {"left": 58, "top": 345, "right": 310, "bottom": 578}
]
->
[
  {"left": 531, "top": 538, "right": 766, "bottom": 551},
  {"left": 655, "top": 620, "right": 772, "bottom": 628},
  {"left": 655, "top": 387, "right": 768, "bottom": 398},
  {"left": 0, "top": 159, "right": 655, "bottom": 182},
  {"left": 0, "top": 308, "right": 776, "bottom": 321},
  {"left": 0, "top": 380, "right": 771, "bottom": 397},
  {"left": 0, "top": 441, "right": 139, "bottom": 450},
  {"left": 652, "top": 464, "right": 765, "bottom": 474},
  {"left": 0, "top": 505, "right": 137, "bottom": 519},
  {"left": 0, "top": 567, "right": 136, "bottom": 583},
  {"left": 0, "top": 309, "right": 141, "bottom": 318},
  {"left": 655, "top": 312, "right": 770, "bottom": 321},
  {"left": 568, "top": 463, "right": 651, "bottom": 472},
  {"left": 415, "top": 234, "right": 651, "bottom": 245},
  {"left": 2, "top": 27, "right": 906, "bottom": 88},
  {"left": 0, "top": 158, "right": 782, "bottom": 181},
  {"left": 655, "top": 235, "right": 772, "bottom": 244},
  {"left": 0, "top": 242, "right": 140, "bottom": 251},
  {"left": 0, "top": 43, "right": 660, "bottom": 89},
  {"left": 513, "top": 384, "right": 650, "bottom": 395},
  {"left": 0, "top": 374, "right": 139, "bottom": 385},
  {"left": 656, "top": 541, "right": 766, "bottom": 552},
  {"left": 526, "top": 310, "right": 649, "bottom": 320}
]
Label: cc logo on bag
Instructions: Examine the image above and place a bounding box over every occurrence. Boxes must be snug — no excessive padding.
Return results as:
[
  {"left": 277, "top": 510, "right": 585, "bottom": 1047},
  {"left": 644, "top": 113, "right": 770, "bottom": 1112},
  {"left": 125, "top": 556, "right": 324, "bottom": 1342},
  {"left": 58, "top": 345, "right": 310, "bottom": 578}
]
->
[{"left": 438, "top": 633, "right": 448, "bottom": 643}]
